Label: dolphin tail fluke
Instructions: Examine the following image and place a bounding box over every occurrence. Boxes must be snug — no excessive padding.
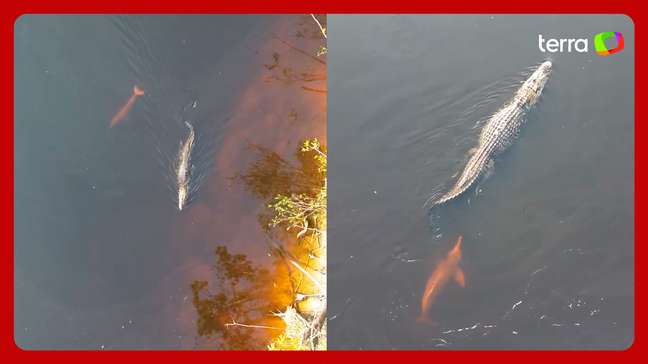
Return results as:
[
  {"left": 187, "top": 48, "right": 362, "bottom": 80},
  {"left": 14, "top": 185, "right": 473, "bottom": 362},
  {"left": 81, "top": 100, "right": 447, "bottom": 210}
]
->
[{"left": 416, "top": 315, "right": 438, "bottom": 326}]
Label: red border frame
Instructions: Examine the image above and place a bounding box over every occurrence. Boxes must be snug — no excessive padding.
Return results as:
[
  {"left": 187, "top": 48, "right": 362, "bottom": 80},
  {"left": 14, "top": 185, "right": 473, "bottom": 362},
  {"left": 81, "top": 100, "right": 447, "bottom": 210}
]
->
[{"left": 1, "top": 0, "right": 641, "bottom": 360}]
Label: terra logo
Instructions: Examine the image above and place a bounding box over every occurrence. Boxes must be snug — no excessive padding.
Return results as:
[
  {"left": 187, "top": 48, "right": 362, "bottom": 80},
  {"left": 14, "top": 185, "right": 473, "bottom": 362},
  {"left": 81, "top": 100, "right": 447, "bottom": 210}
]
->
[
  {"left": 594, "top": 32, "right": 624, "bottom": 56},
  {"left": 538, "top": 32, "right": 624, "bottom": 56}
]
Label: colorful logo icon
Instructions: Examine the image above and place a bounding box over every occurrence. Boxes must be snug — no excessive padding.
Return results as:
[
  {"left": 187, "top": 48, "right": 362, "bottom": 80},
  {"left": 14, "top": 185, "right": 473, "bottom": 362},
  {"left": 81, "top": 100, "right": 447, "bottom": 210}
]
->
[{"left": 594, "top": 32, "right": 624, "bottom": 56}]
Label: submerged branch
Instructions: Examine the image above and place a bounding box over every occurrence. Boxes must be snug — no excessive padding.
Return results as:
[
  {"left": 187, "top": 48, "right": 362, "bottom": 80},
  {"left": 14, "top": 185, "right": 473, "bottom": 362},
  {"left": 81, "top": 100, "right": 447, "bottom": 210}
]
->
[
  {"left": 310, "top": 14, "right": 327, "bottom": 39},
  {"left": 225, "top": 320, "right": 283, "bottom": 330},
  {"left": 290, "top": 259, "right": 324, "bottom": 290},
  {"left": 301, "top": 86, "right": 327, "bottom": 94},
  {"left": 272, "top": 33, "right": 326, "bottom": 65}
]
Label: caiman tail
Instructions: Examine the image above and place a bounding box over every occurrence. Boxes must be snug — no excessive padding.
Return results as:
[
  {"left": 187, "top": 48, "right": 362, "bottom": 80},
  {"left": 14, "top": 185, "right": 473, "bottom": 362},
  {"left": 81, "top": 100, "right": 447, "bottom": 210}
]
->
[{"left": 430, "top": 61, "right": 552, "bottom": 208}]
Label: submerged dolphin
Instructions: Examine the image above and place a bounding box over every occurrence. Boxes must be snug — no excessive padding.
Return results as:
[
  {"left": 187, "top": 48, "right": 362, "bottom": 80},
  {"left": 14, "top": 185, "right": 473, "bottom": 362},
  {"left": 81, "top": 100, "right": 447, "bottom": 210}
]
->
[
  {"left": 418, "top": 235, "right": 465, "bottom": 322},
  {"left": 109, "top": 85, "right": 145, "bottom": 128}
]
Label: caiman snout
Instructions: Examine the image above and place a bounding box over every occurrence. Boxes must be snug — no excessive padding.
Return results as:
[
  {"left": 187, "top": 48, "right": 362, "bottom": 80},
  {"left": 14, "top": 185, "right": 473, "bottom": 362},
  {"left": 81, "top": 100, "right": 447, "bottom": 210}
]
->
[{"left": 540, "top": 61, "right": 552, "bottom": 74}]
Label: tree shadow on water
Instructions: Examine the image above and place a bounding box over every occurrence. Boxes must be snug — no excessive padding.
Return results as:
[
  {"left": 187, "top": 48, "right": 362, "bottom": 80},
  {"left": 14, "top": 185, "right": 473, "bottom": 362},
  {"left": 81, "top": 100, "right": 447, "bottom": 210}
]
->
[{"left": 190, "top": 246, "right": 283, "bottom": 350}]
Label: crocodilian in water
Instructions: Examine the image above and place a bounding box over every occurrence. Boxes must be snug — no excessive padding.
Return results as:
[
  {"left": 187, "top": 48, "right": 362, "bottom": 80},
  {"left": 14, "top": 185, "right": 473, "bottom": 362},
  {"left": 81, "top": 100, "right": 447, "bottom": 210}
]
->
[
  {"left": 176, "top": 121, "right": 195, "bottom": 211},
  {"left": 428, "top": 61, "right": 553, "bottom": 208}
]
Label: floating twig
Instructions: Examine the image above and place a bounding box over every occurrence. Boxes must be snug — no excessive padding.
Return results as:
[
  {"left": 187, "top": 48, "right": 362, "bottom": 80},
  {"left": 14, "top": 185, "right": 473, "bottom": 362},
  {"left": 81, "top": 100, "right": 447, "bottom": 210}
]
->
[{"left": 224, "top": 320, "right": 282, "bottom": 330}]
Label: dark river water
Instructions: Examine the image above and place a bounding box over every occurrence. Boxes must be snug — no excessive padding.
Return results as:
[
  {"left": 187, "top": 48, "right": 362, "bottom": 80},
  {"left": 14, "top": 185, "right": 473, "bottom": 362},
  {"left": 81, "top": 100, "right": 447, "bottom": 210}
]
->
[
  {"left": 14, "top": 14, "right": 326, "bottom": 349},
  {"left": 328, "top": 15, "right": 634, "bottom": 350}
]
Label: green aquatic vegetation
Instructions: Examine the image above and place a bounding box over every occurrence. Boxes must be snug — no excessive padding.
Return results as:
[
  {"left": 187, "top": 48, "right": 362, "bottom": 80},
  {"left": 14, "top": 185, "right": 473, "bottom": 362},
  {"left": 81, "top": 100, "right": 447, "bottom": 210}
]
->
[
  {"left": 235, "top": 138, "right": 327, "bottom": 350},
  {"left": 266, "top": 138, "right": 327, "bottom": 350},
  {"left": 197, "top": 138, "right": 327, "bottom": 350},
  {"left": 268, "top": 138, "right": 327, "bottom": 237}
]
